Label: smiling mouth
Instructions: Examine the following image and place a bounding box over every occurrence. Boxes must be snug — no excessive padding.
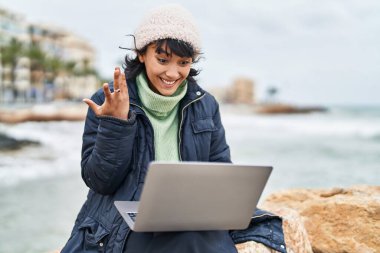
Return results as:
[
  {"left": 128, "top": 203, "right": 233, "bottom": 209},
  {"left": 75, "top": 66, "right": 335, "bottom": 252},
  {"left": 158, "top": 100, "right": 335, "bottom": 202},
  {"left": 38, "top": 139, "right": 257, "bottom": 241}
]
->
[{"left": 160, "top": 78, "right": 177, "bottom": 85}]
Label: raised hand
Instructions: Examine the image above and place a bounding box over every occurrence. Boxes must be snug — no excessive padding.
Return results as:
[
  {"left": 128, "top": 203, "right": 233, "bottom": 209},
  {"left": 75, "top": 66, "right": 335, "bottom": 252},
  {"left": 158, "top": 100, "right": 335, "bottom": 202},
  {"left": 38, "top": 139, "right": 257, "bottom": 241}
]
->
[{"left": 83, "top": 67, "right": 130, "bottom": 120}]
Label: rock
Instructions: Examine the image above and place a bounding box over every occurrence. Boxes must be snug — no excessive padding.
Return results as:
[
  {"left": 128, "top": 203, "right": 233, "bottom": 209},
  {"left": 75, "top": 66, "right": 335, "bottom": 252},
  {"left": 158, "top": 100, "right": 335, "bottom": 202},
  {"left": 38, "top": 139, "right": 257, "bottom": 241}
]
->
[
  {"left": 261, "top": 185, "right": 380, "bottom": 253},
  {"left": 236, "top": 240, "right": 277, "bottom": 253},
  {"left": 254, "top": 104, "right": 327, "bottom": 115},
  {"left": 0, "top": 132, "right": 40, "bottom": 151}
]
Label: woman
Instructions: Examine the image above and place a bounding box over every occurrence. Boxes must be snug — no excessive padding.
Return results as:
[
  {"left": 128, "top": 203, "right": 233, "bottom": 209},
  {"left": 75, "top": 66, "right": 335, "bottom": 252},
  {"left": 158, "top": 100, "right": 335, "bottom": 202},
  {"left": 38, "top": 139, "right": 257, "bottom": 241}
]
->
[{"left": 62, "top": 4, "right": 286, "bottom": 253}]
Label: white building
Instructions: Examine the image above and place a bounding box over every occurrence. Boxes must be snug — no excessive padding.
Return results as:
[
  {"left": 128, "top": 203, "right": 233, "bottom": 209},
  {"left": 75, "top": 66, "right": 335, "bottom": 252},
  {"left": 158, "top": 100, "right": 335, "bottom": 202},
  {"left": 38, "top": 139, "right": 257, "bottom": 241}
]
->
[
  {"left": 29, "top": 23, "right": 96, "bottom": 65},
  {"left": 0, "top": 7, "right": 30, "bottom": 102},
  {"left": 0, "top": 7, "right": 30, "bottom": 45},
  {"left": 0, "top": 6, "right": 98, "bottom": 102}
]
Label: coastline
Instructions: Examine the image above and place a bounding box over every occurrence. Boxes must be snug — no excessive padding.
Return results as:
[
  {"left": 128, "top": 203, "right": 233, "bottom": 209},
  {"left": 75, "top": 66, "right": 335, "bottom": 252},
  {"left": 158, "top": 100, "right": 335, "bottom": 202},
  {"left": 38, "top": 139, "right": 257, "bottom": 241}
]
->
[
  {"left": 0, "top": 102, "right": 88, "bottom": 124},
  {"left": 0, "top": 101, "right": 329, "bottom": 124},
  {"left": 1, "top": 103, "right": 379, "bottom": 253}
]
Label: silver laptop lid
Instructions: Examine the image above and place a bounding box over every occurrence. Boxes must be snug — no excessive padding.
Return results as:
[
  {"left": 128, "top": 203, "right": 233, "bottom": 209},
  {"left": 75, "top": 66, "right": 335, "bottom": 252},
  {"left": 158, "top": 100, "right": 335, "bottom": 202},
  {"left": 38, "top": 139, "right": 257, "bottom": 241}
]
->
[{"left": 133, "top": 162, "right": 272, "bottom": 232}]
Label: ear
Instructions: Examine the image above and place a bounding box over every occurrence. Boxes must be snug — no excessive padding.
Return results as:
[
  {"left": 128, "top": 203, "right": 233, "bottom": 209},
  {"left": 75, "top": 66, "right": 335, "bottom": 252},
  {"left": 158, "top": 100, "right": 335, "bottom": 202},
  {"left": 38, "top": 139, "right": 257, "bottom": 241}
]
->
[{"left": 138, "top": 54, "right": 144, "bottom": 63}]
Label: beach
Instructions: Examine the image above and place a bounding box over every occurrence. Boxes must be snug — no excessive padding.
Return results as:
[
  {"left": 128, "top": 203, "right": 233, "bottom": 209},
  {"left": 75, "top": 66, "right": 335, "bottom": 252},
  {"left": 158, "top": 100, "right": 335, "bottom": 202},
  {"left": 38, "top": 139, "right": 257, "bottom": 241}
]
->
[{"left": 0, "top": 104, "right": 379, "bottom": 252}]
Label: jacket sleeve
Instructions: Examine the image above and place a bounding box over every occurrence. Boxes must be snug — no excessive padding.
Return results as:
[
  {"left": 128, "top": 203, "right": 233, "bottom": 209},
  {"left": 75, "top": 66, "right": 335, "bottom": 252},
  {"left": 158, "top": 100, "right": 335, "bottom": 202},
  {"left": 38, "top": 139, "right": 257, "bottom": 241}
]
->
[
  {"left": 81, "top": 91, "right": 137, "bottom": 195},
  {"left": 230, "top": 209, "right": 287, "bottom": 253},
  {"left": 209, "top": 99, "right": 231, "bottom": 163}
]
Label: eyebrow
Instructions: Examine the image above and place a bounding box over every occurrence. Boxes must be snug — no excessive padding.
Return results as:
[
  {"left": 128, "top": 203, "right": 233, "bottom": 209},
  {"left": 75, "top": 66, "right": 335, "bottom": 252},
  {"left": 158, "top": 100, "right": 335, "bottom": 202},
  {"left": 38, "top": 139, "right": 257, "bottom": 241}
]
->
[
  {"left": 156, "top": 47, "right": 171, "bottom": 56},
  {"left": 155, "top": 47, "right": 192, "bottom": 60}
]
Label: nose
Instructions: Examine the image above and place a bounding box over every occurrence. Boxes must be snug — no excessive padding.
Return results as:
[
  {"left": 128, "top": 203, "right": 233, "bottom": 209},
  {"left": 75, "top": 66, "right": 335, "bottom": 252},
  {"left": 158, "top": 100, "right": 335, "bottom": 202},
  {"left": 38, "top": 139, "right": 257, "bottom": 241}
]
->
[{"left": 165, "top": 64, "right": 180, "bottom": 79}]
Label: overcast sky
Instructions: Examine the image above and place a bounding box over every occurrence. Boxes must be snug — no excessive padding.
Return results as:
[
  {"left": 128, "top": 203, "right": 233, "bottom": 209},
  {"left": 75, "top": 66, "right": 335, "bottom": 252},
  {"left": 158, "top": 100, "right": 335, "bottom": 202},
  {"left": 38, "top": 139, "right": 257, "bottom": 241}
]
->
[{"left": 2, "top": 0, "right": 379, "bottom": 106}]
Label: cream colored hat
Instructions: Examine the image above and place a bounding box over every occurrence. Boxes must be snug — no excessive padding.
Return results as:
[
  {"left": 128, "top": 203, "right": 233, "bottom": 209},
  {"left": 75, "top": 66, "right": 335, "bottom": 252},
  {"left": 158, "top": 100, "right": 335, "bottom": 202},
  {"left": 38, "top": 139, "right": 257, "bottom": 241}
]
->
[{"left": 135, "top": 4, "right": 201, "bottom": 52}]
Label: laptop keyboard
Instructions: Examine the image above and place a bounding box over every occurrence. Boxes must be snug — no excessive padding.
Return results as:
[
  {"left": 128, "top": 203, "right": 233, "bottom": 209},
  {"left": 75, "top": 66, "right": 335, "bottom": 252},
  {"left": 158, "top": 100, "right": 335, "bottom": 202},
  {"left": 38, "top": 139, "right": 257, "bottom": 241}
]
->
[{"left": 127, "top": 213, "right": 137, "bottom": 221}]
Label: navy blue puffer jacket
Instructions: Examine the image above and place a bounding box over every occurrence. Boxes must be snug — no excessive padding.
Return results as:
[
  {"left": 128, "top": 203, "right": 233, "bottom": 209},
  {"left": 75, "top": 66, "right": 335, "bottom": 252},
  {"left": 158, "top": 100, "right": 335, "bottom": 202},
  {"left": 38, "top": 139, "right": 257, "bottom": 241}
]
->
[{"left": 61, "top": 79, "right": 287, "bottom": 253}]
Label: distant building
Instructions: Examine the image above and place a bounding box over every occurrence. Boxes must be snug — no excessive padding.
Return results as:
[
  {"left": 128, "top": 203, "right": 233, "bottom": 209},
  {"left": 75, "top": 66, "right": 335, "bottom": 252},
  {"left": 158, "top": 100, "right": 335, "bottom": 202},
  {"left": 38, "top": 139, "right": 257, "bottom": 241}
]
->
[
  {"left": 0, "top": 7, "right": 30, "bottom": 45},
  {"left": 29, "top": 23, "right": 96, "bottom": 66},
  {"left": 0, "top": 6, "right": 98, "bottom": 102},
  {"left": 225, "top": 77, "right": 255, "bottom": 104},
  {"left": 208, "top": 77, "right": 256, "bottom": 105},
  {"left": 60, "top": 33, "right": 96, "bottom": 66},
  {"left": 28, "top": 23, "right": 98, "bottom": 99},
  {"left": 0, "top": 7, "right": 30, "bottom": 102},
  {"left": 14, "top": 57, "right": 30, "bottom": 102}
]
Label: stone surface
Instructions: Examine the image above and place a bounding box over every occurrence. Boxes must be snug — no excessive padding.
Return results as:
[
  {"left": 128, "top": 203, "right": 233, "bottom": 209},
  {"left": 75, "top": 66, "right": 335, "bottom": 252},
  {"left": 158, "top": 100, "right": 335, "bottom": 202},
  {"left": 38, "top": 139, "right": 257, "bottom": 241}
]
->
[
  {"left": 261, "top": 185, "right": 380, "bottom": 253},
  {"left": 236, "top": 241, "right": 279, "bottom": 253}
]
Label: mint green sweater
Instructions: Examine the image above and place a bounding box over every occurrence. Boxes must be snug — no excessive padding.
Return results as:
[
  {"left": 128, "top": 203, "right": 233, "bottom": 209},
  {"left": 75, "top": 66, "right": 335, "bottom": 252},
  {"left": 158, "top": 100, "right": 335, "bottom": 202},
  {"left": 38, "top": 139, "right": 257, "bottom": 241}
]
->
[{"left": 136, "top": 73, "right": 187, "bottom": 161}]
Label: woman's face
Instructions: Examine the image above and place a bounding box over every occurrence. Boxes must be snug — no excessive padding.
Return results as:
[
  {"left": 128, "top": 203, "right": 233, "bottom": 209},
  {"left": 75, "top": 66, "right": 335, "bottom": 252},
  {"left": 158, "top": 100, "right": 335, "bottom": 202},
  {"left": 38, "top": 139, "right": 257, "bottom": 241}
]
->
[{"left": 138, "top": 43, "right": 193, "bottom": 96}]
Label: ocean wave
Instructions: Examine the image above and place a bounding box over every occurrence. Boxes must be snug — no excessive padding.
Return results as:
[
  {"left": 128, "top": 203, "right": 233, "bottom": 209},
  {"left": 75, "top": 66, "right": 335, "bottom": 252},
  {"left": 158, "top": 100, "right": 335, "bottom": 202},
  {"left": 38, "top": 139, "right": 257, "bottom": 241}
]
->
[
  {"left": 222, "top": 113, "right": 380, "bottom": 139},
  {"left": 0, "top": 144, "right": 81, "bottom": 188},
  {"left": 0, "top": 165, "right": 79, "bottom": 188},
  {"left": 0, "top": 121, "right": 83, "bottom": 188},
  {"left": 1, "top": 107, "right": 379, "bottom": 188}
]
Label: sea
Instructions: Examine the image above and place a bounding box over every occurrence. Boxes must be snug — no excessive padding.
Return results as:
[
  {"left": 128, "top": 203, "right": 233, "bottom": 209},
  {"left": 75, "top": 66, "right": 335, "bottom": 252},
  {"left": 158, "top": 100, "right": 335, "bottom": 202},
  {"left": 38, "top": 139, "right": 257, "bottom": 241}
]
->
[{"left": 0, "top": 104, "right": 379, "bottom": 253}]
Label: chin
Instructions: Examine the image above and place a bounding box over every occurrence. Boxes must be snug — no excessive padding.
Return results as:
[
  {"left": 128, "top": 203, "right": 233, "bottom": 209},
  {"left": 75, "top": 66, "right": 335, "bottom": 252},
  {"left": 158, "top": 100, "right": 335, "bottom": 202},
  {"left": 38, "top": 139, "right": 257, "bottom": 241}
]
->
[
  {"left": 157, "top": 82, "right": 181, "bottom": 96},
  {"left": 158, "top": 88, "right": 177, "bottom": 96}
]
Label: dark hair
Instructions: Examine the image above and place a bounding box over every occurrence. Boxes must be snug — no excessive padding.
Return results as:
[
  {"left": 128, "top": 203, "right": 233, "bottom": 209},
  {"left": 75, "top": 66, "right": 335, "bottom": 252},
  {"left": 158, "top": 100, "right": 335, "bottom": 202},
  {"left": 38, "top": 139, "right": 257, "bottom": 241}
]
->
[{"left": 122, "top": 37, "right": 201, "bottom": 82}]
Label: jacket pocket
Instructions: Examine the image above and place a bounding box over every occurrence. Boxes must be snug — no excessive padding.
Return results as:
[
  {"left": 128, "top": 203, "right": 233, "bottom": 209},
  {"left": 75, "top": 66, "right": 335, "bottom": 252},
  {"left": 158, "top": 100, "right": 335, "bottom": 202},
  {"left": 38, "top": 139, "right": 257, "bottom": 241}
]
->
[
  {"left": 192, "top": 118, "right": 217, "bottom": 133},
  {"left": 78, "top": 216, "right": 110, "bottom": 252},
  {"left": 191, "top": 118, "right": 217, "bottom": 161}
]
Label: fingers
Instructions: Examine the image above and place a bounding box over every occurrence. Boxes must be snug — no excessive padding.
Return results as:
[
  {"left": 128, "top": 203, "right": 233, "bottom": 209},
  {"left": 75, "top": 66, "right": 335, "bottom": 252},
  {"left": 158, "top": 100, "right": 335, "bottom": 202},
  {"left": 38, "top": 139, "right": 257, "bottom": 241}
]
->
[
  {"left": 82, "top": 98, "right": 99, "bottom": 114},
  {"left": 103, "top": 83, "right": 112, "bottom": 101},
  {"left": 114, "top": 67, "right": 120, "bottom": 91},
  {"left": 114, "top": 67, "right": 128, "bottom": 96},
  {"left": 121, "top": 72, "right": 129, "bottom": 97}
]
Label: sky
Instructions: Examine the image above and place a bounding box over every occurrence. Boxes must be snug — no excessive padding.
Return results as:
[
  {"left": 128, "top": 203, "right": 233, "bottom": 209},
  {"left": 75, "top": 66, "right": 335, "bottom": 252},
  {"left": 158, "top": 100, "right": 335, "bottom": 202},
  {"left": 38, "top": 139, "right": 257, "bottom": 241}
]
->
[{"left": 1, "top": 0, "right": 380, "bottom": 106}]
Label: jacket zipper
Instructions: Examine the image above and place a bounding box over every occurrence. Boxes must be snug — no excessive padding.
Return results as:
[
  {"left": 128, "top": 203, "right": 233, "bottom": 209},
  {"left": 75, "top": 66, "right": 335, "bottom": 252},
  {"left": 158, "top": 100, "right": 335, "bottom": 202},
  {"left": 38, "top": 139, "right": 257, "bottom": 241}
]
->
[
  {"left": 120, "top": 103, "right": 155, "bottom": 251},
  {"left": 178, "top": 94, "right": 206, "bottom": 161}
]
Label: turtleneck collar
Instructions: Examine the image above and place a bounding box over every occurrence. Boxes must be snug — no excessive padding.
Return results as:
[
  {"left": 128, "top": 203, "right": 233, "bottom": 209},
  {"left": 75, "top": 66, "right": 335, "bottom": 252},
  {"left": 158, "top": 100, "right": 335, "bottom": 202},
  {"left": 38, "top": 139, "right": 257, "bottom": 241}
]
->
[{"left": 136, "top": 72, "right": 188, "bottom": 117}]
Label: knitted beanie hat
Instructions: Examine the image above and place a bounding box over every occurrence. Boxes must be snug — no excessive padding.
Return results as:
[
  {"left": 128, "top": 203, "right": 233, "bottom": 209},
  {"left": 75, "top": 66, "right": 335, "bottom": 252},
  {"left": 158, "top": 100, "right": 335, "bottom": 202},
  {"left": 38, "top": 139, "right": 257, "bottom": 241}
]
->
[{"left": 135, "top": 4, "right": 201, "bottom": 53}]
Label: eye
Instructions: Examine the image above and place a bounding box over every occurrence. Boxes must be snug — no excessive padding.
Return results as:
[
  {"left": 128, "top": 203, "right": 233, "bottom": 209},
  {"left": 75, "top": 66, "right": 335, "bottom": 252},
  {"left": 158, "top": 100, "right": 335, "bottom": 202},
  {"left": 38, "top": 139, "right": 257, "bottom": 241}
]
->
[
  {"left": 157, "top": 58, "right": 168, "bottom": 64},
  {"left": 179, "top": 60, "right": 191, "bottom": 66}
]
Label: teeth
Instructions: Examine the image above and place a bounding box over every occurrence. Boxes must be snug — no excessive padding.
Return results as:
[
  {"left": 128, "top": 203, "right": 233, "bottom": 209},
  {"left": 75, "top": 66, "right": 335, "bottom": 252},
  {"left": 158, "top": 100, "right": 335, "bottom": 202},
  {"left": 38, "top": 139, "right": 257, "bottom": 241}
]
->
[{"left": 162, "top": 78, "right": 176, "bottom": 85}]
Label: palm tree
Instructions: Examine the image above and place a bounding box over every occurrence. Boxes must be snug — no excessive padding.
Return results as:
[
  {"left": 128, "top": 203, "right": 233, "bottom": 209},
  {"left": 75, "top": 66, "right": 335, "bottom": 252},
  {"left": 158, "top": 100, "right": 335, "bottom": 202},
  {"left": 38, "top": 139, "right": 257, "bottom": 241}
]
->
[
  {"left": 25, "top": 42, "right": 45, "bottom": 71},
  {"left": 0, "top": 38, "right": 24, "bottom": 84}
]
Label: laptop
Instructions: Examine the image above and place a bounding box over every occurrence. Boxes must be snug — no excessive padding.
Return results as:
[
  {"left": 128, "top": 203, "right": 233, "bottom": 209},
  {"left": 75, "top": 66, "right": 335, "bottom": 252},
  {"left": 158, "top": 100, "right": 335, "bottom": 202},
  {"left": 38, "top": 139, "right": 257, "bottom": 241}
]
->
[{"left": 114, "top": 162, "right": 272, "bottom": 232}]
